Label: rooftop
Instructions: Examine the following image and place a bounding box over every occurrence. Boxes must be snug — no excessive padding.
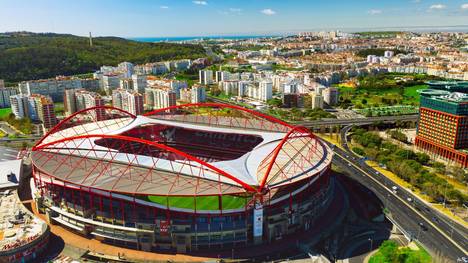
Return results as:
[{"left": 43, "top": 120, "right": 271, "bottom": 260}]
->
[{"left": 0, "top": 160, "right": 22, "bottom": 190}]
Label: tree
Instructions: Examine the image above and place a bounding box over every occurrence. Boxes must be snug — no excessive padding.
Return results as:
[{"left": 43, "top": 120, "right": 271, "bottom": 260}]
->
[
  {"left": 267, "top": 98, "right": 283, "bottom": 108},
  {"left": 379, "top": 240, "right": 399, "bottom": 262}
]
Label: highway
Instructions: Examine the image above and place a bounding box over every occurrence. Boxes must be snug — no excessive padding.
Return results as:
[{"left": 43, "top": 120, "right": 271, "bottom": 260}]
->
[
  {"left": 297, "top": 114, "right": 419, "bottom": 127},
  {"left": 326, "top": 126, "right": 468, "bottom": 261},
  {"left": 207, "top": 96, "right": 419, "bottom": 127}
]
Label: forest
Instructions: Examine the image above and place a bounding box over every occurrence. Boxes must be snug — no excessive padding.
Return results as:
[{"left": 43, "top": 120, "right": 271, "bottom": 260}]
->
[{"left": 0, "top": 32, "right": 206, "bottom": 83}]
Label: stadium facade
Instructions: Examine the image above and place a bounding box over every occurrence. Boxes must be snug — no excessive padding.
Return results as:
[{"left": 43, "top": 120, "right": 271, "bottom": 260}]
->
[{"left": 31, "top": 103, "right": 333, "bottom": 252}]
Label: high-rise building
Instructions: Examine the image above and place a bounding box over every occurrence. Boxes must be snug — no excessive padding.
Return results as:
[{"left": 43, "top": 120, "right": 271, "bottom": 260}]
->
[
  {"left": 0, "top": 79, "right": 4, "bottom": 88},
  {"left": 199, "top": 70, "right": 213, "bottom": 85},
  {"left": 170, "top": 80, "right": 187, "bottom": 99},
  {"left": 120, "top": 79, "right": 134, "bottom": 90},
  {"left": 282, "top": 80, "right": 298, "bottom": 94},
  {"left": 112, "top": 89, "right": 144, "bottom": 115},
  {"left": 10, "top": 95, "right": 31, "bottom": 120},
  {"left": 103, "top": 75, "right": 121, "bottom": 94},
  {"left": 118, "top": 62, "right": 134, "bottom": 78},
  {"left": 311, "top": 93, "right": 324, "bottom": 109},
  {"left": 75, "top": 90, "right": 105, "bottom": 120},
  {"left": 31, "top": 94, "right": 57, "bottom": 129},
  {"left": 191, "top": 85, "right": 206, "bottom": 103},
  {"left": 322, "top": 87, "right": 339, "bottom": 106},
  {"left": 132, "top": 74, "right": 147, "bottom": 94},
  {"left": 415, "top": 91, "right": 468, "bottom": 167},
  {"left": 220, "top": 81, "right": 239, "bottom": 96},
  {"left": 215, "top": 71, "right": 231, "bottom": 83},
  {"left": 259, "top": 80, "right": 273, "bottom": 102},
  {"left": 64, "top": 89, "right": 104, "bottom": 118},
  {"left": 145, "top": 87, "right": 177, "bottom": 110},
  {"left": 0, "top": 87, "right": 18, "bottom": 108},
  {"left": 10, "top": 94, "right": 56, "bottom": 129},
  {"left": 80, "top": 78, "right": 101, "bottom": 92},
  {"left": 19, "top": 77, "right": 82, "bottom": 102},
  {"left": 64, "top": 88, "right": 81, "bottom": 116}
]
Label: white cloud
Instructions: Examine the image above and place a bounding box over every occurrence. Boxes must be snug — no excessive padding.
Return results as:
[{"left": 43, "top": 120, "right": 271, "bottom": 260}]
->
[
  {"left": 229, "top": 8, "right": 242, "bottom": 13},
  {"left": 429, "top": 4, "right": 446, "bottom": 9},
  {"left": 160, "top": 6, "right": 169, "bottom": 9},
  {"left": 261, "top": 9, "right": 276, "bottom": 15},
  {"left": 368, "top": 9, "right": 382, "bottom": 15},
  {"left": 193, "top": 1, "right": 208, "bottom": 6},
  {"left": 412, "top": 0, "right": 421, "bottom": 3},
  {"left": 461, "top": 3, "right": 468, "bottom": 9}
]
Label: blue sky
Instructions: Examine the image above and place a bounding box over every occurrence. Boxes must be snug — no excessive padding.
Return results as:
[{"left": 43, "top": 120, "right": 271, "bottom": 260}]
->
[{"left": 0, "top": 0, "right": 467, "bottom": 37}]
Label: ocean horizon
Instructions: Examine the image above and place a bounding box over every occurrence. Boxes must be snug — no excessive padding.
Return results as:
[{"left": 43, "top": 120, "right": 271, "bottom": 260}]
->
[{"left": 129, "top": 35, "right": 278, "bottom": 42}]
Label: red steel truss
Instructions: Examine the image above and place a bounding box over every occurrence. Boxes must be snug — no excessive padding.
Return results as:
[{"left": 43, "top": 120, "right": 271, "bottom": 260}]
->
[{"left": 32, "top": 103, "right": 330, "bottom": 199}]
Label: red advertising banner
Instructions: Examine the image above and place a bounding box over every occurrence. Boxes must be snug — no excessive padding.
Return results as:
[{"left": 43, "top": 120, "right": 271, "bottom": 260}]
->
[{"left": 160, "top": 220, "right": 170, "bottom": 236}]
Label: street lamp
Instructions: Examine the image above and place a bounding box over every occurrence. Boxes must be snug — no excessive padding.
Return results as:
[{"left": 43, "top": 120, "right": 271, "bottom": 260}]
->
[{"left": 442, "top": 181, "right": 449, "bottom": 208}]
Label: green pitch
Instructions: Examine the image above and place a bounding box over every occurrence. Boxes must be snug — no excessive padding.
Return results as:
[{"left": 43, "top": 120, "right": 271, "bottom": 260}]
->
[{"left": 147, "top": 195, "right": 250, "bottom": 210}]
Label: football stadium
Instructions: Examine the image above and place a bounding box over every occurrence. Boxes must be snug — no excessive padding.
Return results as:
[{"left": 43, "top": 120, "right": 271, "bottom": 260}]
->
[{"left": 31, "top": 103, "right": 334, "bottom": 252}]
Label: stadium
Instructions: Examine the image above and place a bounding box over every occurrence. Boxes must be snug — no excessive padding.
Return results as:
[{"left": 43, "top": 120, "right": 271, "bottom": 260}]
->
[{"left": 31, "top": 103, "right": 334, "bottom": 253}]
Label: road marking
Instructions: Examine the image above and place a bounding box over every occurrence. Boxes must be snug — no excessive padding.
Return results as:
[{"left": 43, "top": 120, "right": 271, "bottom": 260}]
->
[{"left": 334, "top": 151, "right": 468, "bottom": 255}]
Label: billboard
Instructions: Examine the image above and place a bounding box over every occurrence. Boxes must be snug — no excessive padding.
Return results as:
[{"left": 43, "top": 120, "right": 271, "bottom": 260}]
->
[
  {"left": 253, "top": 204, "right": 263, "bottom": 237},
  {"left": 160, "top": 220, "right": 170, "bottom": 236}
]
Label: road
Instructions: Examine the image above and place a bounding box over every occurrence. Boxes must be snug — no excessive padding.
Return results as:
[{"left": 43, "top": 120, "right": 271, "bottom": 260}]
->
[
  {"left": 339, "top": 125, "right": 468, "bottom": 245},
  {"left": 207, "top": 96, "right": 419, "bottom": 128},
  {"left": 326, "top": 128, "right": 468, "bottom": 261},
  {"left": 297, "top": 114, "right": 419, "bottom": 127}
]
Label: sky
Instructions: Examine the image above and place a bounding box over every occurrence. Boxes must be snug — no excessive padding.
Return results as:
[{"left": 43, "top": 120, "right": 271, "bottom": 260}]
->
[{"left": 0, "top": 0, "right": 467, "bottom": 37}]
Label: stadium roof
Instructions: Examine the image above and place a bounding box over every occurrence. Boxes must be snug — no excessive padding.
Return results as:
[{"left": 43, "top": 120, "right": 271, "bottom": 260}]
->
[{"left": 32, "top": 104, "right": 332, "bottom": 197}]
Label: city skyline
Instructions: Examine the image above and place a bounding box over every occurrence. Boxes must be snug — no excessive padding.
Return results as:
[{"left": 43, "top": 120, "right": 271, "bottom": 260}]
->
[{"left": 1, "top": 0, "right": 468, "bottom": 37}]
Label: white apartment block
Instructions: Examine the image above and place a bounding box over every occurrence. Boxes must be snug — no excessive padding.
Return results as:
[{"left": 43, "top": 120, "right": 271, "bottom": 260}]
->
[
  {"left": 118, "top": 62, "right": 134, "bottom": 78},
  {"left": 64, "top": 89, "right": 104, "bottom": 117},
  {"left": 120, "top": 79, "right": 134, "bottom": 90},
  {"left": 0, "top": 87, "right": 18, "bottom": 108},
  {"left": 112, "top": 89, "right": 144, "bottom": 115},
  {"left": 191, "top": 85, "right": 206, "bottom": 103},
  {"left": 132, "top": 74, "right": 147, "bottom": 94},
  {"left": 19, "top": 78, "right": 82, "bottom": 102},
  {"left": 220, "top": 81, "right": 240, "bottom": 96},
  {"left": 311, "top": 93, "right": 324, "bottom": 109},
  {"left": 322, "top": 87, "right": 339, "bottom": 106},
  {"left": 199, "top": 70, "right": 213, "bottom": 85},
  {"left": 258, "top": 80, "right": 273, "bottom": 102},
  {"left": 10, "top": 94, "right": 30, "bottom": 119},
  {"left": 216, "top": 71, "right": 230, "bottom": 83},
  {"left": 103, "top": 75, "right": 121, "bottom": 94},
  {"left": 145, "top": 87, "right": 176, "bottom": 110}
]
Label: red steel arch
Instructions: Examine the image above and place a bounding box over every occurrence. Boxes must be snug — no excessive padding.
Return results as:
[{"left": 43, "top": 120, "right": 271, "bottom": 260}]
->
[
  {"left": 35, "top": 134, "right": 257, "bottom": 193},
  {"left": 144, "top": 103, "right": 294, "bottom": 130},
  {"left": 33, "top": 103, "right": 328, "bottom": 197},
  {"left": 258, "top": 126, "right": 316, "bottom": 192},
  {"left": 34, "top": 106, "right": 137, "bottom": 149}
]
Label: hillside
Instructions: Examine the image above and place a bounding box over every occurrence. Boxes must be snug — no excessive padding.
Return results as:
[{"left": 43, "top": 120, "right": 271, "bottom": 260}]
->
[{"left": 0, "top": 32, "right": 207, "bottom": 83}]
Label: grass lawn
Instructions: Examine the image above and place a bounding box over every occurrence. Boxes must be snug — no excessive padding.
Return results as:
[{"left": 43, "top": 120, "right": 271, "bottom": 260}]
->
[
  {"left": 147, "top": 195, "right": 250, "bottom": 210},
  {"left": 369, "top": 243, "right": 431, "bottom": 263},
  {"left": 338, "top": 84, "right": 428, "bottom": 110},
  {"left": 0, "top": 108, "right": 12, "bottom": 119}
]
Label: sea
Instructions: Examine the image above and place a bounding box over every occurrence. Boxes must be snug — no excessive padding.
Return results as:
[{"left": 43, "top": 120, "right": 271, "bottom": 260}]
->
[{"left": 129, "top": 35, "right": 277, "bottom": 43}]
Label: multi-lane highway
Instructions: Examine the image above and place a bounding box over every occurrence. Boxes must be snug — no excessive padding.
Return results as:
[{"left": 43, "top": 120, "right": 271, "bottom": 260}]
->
[
  {"left": 298, "top": 114, "right": 419, "bottom": 127},
  {"left": 327, "top": 126, "right": 468, "bottom": 261},
  {"left": 207, "top": 96, "right": 419, "bottom": 128}
]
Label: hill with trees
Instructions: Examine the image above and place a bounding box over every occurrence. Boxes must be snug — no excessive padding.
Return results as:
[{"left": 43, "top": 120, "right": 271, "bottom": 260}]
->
[{"left": 0, "top": 32, "right": 207, "bottom": 83}]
